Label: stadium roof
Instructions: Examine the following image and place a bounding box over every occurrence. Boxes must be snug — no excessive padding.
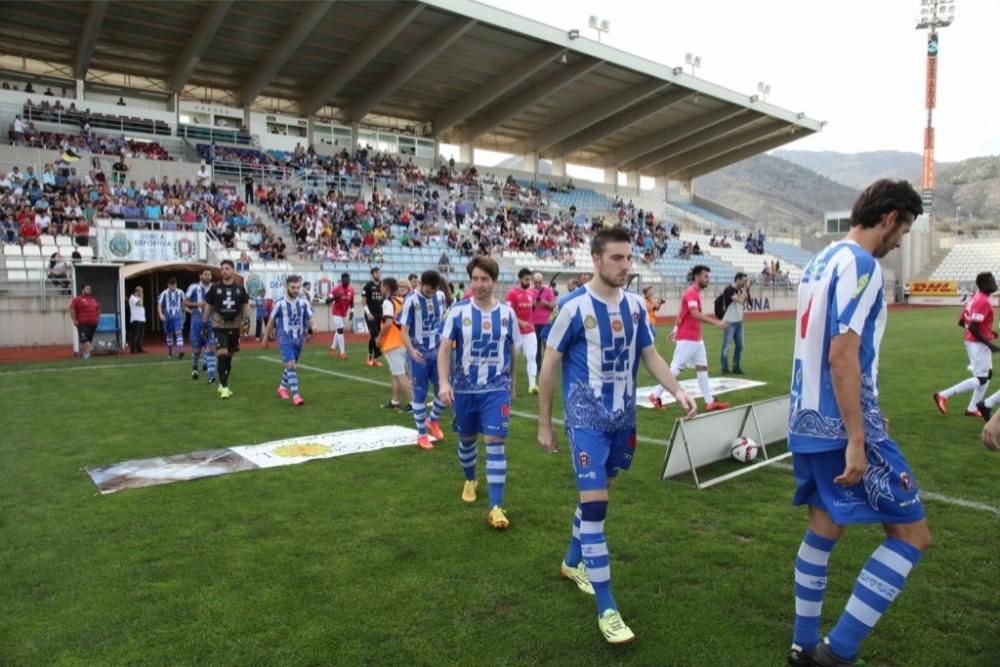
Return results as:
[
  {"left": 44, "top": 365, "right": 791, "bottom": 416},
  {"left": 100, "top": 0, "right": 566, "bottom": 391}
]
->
[{"left": 0, "top": 0, "right": 823, "bottom": 179}]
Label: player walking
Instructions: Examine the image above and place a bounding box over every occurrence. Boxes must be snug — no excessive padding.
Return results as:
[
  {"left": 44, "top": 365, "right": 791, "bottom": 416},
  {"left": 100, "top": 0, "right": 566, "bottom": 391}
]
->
[
  {"left": 184, "top": 268, "right": 217, "bottom": 383},
  {"left": 362, "top": 267, "right": 384, "bottom": 367},
  {"left": 933, "top": 271, "right": 998, "bottom": 418},
  {"left": 504, "top": 268, "right": 540, "bottom": 394},
  {"left": 262, "top": 275, "right": 313, "bottom": 406},
  {"left": 537, "top": 228, "right": 695, "bottom": 645},
  {"left": 786, "top": 179, "right": 929, "bottom": 667},
  {"left": 649, "top": 265, "right": 729, "bottom": 411},
  {"left": 438, "top": 257, "right": 520, "bottom": 528},
  {"left": 157, "top": 277, "right": 185, "bottom": 359},
  {"left": 400, "top": 270, "right": 453, "bottom": 450},
  {"left": 327, "top": 273, "right": 354, "bottom": 359},
  {"left": 202, "top": 260, "right": 251, "bottom": 399}
]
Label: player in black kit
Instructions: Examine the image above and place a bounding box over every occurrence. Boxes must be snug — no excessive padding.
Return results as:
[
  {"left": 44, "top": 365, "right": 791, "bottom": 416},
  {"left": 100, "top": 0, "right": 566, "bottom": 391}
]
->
[
  {"left": 363, "top": 266, "right": 385, "bottom": 367},
  {"left": 202, "top": 260, "right": 251, "bottom": 399}
]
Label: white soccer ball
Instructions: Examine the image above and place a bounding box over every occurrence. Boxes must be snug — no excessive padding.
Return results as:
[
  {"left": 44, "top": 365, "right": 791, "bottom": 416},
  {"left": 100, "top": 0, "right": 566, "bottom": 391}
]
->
[{"left": 730, "top": 436, "right": 760, "bottom": 463}]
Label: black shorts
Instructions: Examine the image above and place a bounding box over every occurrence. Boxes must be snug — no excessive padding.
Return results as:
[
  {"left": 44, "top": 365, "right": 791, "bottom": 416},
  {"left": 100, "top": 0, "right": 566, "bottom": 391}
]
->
[
  {"left": 77, "top": 324, "right": 97, "bottom": 343},
  {"left": 213, "top": 327, "right": 241, "bottom": 354}
]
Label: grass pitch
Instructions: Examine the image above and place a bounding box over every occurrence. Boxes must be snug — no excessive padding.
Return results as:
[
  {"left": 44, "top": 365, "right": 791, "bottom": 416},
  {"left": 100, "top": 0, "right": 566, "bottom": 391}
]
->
[{"left": 1, "top": 308, "right": 997, "bottom": 666}]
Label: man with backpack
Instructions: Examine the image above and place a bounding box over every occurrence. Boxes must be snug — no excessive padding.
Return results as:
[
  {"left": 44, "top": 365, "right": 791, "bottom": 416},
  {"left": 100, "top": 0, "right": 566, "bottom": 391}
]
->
[{"left": 717, "top": 272, "right": 750, "bottom": 374}]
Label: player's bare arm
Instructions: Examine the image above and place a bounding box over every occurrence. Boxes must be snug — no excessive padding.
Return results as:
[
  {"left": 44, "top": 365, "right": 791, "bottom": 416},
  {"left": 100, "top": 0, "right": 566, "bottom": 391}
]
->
[
  {"left": 640, "top": 346, "right": 697, "bottom": 418},
  {"left": 436, "top": 337, "right": 454, "bottom": 406},
  {"left": 690, "top": 307, "right": 728, "bottom": 330},
  {"left": 536, "top": 346, "right": 561, "bottom": 453},
  {"left": 401, "top": 324, "right": 424, "bottom": 364},
  {"left": 829, "top": 330, "right": 867, "bottom": 486}
]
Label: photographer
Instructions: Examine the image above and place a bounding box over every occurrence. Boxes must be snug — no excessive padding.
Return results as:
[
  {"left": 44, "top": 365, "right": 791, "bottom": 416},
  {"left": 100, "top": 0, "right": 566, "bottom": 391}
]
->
[
  {"left": 720, "top": 272, "right": 750, "bottom": 374},
  {"left": 642, "top": 285, "right": 666, "bottom": 328}
]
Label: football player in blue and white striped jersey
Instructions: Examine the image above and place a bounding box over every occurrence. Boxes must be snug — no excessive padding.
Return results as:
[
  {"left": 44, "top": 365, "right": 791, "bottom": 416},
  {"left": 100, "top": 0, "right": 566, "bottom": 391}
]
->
[{"left": 262, "top": 275, "right": 313, "bottom": 406}]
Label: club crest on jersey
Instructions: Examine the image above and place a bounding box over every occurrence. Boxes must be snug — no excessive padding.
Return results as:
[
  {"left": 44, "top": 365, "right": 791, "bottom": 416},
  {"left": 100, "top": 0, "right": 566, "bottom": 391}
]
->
[
  {"left": 900, "top": 472, "right": 913, "bottom": 491},
  {"left": 463, "top": 317, "right": 472, "bottom": 326},
  {"left": 482, "top": 321, "right": 491, "bottom": 331},
  {"left": 632, "top": 312, "right": 639, "bottom": 324},
  {"left": 584, "top": 315, "right": 598, "bottom": 330},
  {"left": 611, "top": 320, "right": 623, "bottom": 332},
  {"left": 578, "top": 451, "right": 591, "bottom": 467}
]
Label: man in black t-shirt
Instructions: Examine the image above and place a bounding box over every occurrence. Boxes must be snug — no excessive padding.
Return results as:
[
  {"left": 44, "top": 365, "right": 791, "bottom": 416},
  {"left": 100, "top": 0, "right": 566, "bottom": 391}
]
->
[
  {"left": 362, "top": 266, "right": 384, "bottom": 366},
  {"left": 244, "top": 173, "right": 254, "bottom": 203},
  {"left": 720, "top": 272, "right": 750, "bottom": 375},
  {"left": 203, "top": 260, "right": 251, "bottom": 399}
]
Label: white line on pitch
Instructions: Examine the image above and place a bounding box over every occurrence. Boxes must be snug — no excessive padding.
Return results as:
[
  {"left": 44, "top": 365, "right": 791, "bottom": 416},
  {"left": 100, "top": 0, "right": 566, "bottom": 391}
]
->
[
  {"left": 0, "top": 359, "right": 181, "bottom": 376},
  {"left": 266, "top": 358, "right": 1000, "bottom": 518}
]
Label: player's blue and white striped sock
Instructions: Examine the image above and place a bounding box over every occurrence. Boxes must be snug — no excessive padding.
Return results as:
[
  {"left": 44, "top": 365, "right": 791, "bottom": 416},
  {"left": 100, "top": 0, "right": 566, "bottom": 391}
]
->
[
  {"left": 280, "top": 368, "right": 289, "bottom": 387},
  {"left": 175, "top": 332, "right": 184, "bottom": 354},
  {"left": 826, "top": 537, "right": 922, "bottom": 661},
  {"left": 457, "top": 438, "right": 477, "bottom": 481},
  {"left": 564, "top": 504, "right": 583, "bottom": 567},
  {"left": 793, "top": 529, "right": 837, "bottom": 651},
  {"left": 191, "top": 350, "right": 200, "bottom": 371},
  {"left": 287, "top": 368, "right": 299, "bottom": 396},
  {"left": 166, "top": 337, "right": 173, "bottom": 356},
  {"left": 206, "top": 351, "right": 216, "bottom": 379},
  {"left": 428, "top": 397, "right": 446, "bottom": 422},
  {"left": 485, "top": 441, "right": 506, "bottom": 507},
  {"left": 411, "top": 399, "right": 428, "bottom": 435},
  {"left": 580, "top": 501, "right": 616, "bottom": 613}
]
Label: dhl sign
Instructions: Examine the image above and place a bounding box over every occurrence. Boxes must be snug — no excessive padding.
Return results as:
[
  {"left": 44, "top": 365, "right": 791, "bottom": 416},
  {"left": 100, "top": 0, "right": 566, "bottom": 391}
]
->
[{"left": 909, "top": 281, "right": 958, "bottom": 296}]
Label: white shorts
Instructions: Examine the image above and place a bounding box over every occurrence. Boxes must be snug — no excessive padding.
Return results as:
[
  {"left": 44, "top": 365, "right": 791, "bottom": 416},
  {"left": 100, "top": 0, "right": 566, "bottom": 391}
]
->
[
  {"left": 671, "top": 339, "right": 708, "bottom": 373},
  {"left": 965, "top": 340, "right": 992, "bottom": 377},
  {"left": 386, "top": 347, "right": 408, "bottom": 376},
  {"left": 332, "top": 315, "right": 346, "bottom": 331},
  {"left": 516, "top": 330, "right": 537, "bottom": 358}
]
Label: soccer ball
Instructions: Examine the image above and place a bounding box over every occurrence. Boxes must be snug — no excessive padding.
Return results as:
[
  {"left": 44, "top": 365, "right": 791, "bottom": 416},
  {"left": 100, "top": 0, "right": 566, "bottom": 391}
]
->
[{"left": 730, "top": 436, "right": 760, "bottom": 463}]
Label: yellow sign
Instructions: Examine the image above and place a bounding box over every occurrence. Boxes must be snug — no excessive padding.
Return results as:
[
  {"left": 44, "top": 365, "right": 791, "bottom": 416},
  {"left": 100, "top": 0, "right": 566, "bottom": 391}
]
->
[{"left": 909, "top": 281, "right": 958, "bottom": 296}]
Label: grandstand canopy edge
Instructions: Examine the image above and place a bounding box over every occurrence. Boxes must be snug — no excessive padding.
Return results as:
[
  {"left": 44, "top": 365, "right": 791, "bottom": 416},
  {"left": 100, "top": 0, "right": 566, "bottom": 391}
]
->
[{"left": 0, "top": 0, "right": 822, "bottom": 179}]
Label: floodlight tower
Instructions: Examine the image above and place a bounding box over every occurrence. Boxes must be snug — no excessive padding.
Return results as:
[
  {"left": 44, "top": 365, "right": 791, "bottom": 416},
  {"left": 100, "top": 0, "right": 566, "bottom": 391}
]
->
[
  {"left": 915, "top": 0, "right": 956, "bottom": 224},
  {"left": 685, "top": 52, "right": 701, "bottom": 76},
  {"left": 588, "top": 15, "right": 610, "bottom": 43}
]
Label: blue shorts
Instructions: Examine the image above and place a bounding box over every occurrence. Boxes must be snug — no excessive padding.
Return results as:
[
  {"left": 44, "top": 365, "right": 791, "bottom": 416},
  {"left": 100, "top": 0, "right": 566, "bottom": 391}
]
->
[
  {"left": 453, "top": 390, "right": 510, "bottom": 439},
  {"left": 189, "top": 320, "right": 216, "bottom": 349},
  {"left": 164, "top": 316, "right": 184, "bottom": 335},
  {"left": 792, "top": 438, "right": 924, "bottom": 525},
  {"left": 279, "top": 337, "right": 303, "bottom": 364},
  {"left": 566, "top": 427, "right": 637, "bottom": 491},
  {"left": 410, "top": 353, "right": 439, "bottom": 401}
]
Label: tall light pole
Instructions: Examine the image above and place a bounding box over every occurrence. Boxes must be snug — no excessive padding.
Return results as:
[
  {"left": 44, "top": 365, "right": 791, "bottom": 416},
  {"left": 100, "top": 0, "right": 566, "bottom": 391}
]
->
[
  {"left": 916, "top": 0, "right": 956, "bottom": 225},
  {"left": 757, "top": 81, "right": 771, "bottom": 102},
  {"left": 588, "top": 15, "right": 610, "bottom": 43},
  {"left": 685, "top": 52, "right": 701, "bottom": 76}
]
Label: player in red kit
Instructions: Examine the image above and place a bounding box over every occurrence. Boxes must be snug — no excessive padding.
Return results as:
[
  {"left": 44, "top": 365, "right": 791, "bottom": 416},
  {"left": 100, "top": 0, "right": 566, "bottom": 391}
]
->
[
  {"left": 505, "top": 268, "right": 539, "bottom": 393},
  {"left": 326, "top": 272, "right": 355, "bottom": 359},
  {"left": 650, "top": 265, "right": 729, "bottom": 411},
  {"left": 933, "top": 271, "right": 999, "bottom": 417}
]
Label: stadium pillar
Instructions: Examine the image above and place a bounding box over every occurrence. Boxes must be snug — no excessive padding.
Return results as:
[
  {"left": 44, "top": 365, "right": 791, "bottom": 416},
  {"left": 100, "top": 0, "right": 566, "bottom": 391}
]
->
[
  {"left": 523, "top": 152, "right": 538, "bottom": 178},
  {"left": 351, "top": 122, "right": 360, "bottom": 151},
  {"left": 626, "top": 170, "right": 639, "bottom": 194},
  {"left": 603, "top": 166, "right": 617, "bottom": 189},
  {"left": 677, "top": 178, "right": 694, "bottom": 203},
  {"left": 654, "top": 175, "right": 668, "bottom": 194},
  {"left": 459, "top": 142, "right": 473, "bottom": 166},
  {"left": 306, "top": 117, "right": 315, "bottom": 148},
  {"left": 551, "top": 158, "right": 566, "bottom": 178},
  {"left": 74, "top": 79, "right": 84, "bottom": 101}
]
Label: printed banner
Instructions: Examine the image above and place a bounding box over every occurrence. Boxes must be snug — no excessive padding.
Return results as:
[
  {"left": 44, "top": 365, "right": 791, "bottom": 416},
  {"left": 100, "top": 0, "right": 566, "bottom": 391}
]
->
[
  {"left": 637, "top": 377, "right": 765, "bottom": 409},
  {"left": 97, "top": 228, "right": 207, "bottom": 263},
  {"left": 86, "top": 425, "right": 422, "bottom": 494},
  {"left": 908, "top": 280, "right": 958, "bottom": 296}
]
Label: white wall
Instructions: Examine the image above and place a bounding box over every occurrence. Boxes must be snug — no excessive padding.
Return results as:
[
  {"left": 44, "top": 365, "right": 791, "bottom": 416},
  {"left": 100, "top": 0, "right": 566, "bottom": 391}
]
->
[{"left": 0, "top": 89, "right": 176, "bottom": 125}]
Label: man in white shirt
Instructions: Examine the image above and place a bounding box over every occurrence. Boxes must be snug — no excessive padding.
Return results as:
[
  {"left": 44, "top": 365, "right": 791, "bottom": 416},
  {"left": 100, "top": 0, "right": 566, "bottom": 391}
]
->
[{"left": 128, "top": 286, "right": 146, "bottom": 353}]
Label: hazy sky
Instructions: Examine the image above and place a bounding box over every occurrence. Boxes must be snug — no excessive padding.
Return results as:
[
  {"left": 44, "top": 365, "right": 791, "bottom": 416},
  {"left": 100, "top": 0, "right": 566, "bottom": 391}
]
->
[{"left": 479, "top": 0, "right": 998, "bottom": 162}]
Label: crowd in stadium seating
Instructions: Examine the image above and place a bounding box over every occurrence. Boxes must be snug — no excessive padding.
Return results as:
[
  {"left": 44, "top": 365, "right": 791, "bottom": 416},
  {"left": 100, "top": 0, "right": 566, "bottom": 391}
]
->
[
  {"left": 10, "top": 112, "right": 173, "bottom": 160},
  {"left": 197, "top": 144, "right": 279, "bottom": 168},
  {"left": 19, "top": 99, "right": 172, "bottom": 135}
]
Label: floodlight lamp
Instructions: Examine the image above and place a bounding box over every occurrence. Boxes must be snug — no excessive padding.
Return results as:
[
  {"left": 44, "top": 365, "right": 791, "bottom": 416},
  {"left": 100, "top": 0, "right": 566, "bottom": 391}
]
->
[
  {"left": 600, "top": 19, "right": 610, "bottom": 31},
  {"left": 589, "top": 15, "right": 599, "bottom": 29},
  {"left": 567, "top": 29, "right": 580, "bottom": 40},
  {"left": 685, "top": 53, "right": 694, "bottom": 64}
]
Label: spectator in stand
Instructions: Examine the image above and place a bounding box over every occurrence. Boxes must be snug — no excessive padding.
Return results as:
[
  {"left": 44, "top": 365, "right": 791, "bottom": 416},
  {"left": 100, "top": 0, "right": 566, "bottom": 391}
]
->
[
  {"left": 71, "top": 217, "right": 90, "bottom": 247},
  {"left": 116, "top": 97, "right": 126, "bottom": 106},
  {"left": 244, "top": 173, "right": 254, "bottom": 203},
  {"left": 196, "top": 161, "right": 212, "bottom": 188},
  {"left": 12, "top": 115, "right": 26, "bottom": 145},
  {"left": 48, "top": 251, "right": 70, "bottom": 288},
  {"left": 438, "top": 250, "right": 452, "bottom": 274},
  {"left": 19, "top": 214, "right": 41, "bottom": 247},
  {"left": 69, "top": 284, "right": 100, "bottom": 360},
  {"left": 112, "top": 156, "right": 128, "bottom": 186}
]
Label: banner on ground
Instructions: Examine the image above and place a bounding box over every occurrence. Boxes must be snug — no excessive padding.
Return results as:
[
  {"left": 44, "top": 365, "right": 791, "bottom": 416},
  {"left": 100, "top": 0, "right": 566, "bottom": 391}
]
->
[
  {"left": 637, "top": 377, "right": 765, "bottom": 409},
  {"left": 86, "top": 425, "right": 422, "bottom": 494},
  {"left": 97, "top": 228, "right": 207, "bottom": 263}
]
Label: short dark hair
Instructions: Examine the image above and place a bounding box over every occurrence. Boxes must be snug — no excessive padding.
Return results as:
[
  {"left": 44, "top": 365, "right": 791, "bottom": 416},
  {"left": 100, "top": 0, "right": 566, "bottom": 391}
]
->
[
  {"left": 382, "top": 277, "right": 398, "bottom": 294},
  {"left": 420, "top": 270, "right": 442, "bottom": 289},
  {"left": 167, "top": 277, "right": 177, "bottom": 285},
  {"left": 286, "top": 274, "right": 301, "bottom": 285},
  {"left": 517, "top": 268, "right": 532, "bottom": 279},
  {"left": 221, "top": 259, "right": 235, "bottom": 269},
  {"left": 975, "top": 272, "right": 996, "bottom": 292},
  {"left": 689, "top": 265, "right": 710, "bottom": 282},
  {"left": 341, "top": 272, "right": 350, "bottom": 280},
  {"left": 408, "top": 273, "right": 418, "bottom": 281},
  {"left": 734, "top": 272, "right": 747, "bottom": 281},
  {"left": 370, "top": 266, "right": 381, "bottom": 275},
  {"left": 467, "top": 256, "right": 499, "bottom": 281},
  {"left": 851, "top": 179, "right": 923, "bottom": 229},
  {"left": 591, "top": 227, "right": 632, "bottom": 256}
]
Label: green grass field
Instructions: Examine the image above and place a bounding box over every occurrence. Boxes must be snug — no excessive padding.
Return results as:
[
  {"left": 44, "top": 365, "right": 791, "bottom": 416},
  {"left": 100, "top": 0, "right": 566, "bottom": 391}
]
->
[{"left": 2, "top": 308, "right": 997, "bottom": 666}]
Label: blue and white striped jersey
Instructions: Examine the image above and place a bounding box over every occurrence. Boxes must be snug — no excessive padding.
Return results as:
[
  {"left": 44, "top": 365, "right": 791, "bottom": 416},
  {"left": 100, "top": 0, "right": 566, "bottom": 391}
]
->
[
  {"left": 158, "top": 288, "right": 184, "bottom": 318},
  {"left": 546, "top": 285, "right": 655, "bottom": 431},
  {"left": 271, "top": 295, "right": 313, "bottom": 341},
  {"left": 440, "top": 299, "right": 521, "bottom": 393},
  {"left": 399, "top": 290, "right": 447, "bottom": 356},
  {"left": 185, "top": 282, "right": 209, "bottom": 323},
  {"left": 788, "top": 240, "right": 887, "bottom": 453}
]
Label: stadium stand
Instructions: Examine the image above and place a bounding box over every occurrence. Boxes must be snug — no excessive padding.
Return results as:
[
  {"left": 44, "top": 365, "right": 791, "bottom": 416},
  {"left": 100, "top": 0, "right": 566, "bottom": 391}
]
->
[
  {"left": 930, "top": 240, "right": 1000, "bottom": 282},
  {"left": 20, "top": 99, "right": 172, "bottom": 136}
]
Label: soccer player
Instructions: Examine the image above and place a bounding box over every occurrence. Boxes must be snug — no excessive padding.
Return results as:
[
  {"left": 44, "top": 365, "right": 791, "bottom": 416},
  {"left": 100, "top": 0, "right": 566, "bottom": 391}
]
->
[
  {"left": 202, "top": 260, "right": 251, "bottom": 399},
  {"left": 362, "top": 267, "right": 384, "bottom": 367},
  {"left": 537, "top": 227, "right": 696, "bottom": 645},
  {"left": 375, "top": 277, "right": 414, "bottom": 411},
  {"left": 184, "top": 268, "right": 217, "bottom": 383},
  {"left": 400, "top": 270, "right": 453, "bottom": 449},
  {"left": 933, "top": 271, "right": 998, "bottom": 418},
  {"left": 649, "top": 265, "right": 729, "bottom": 411},
  {"left": 262, "top": 275, "right": 313, "bottom": 406},
  {"left": 786, "top": 179, "right": 929, "bottom": 667},
  {"left": 437, "top": 257, "right": 520, "bottom": 529},
  {"left": 505, "top": 268, "right": 540, "bottom": 394},
  {"left": 327, "top": 273, "right": 354, "bottom": 359},
  {"left": 157, "top": 277, "right": 185, "bottom": 359}
]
